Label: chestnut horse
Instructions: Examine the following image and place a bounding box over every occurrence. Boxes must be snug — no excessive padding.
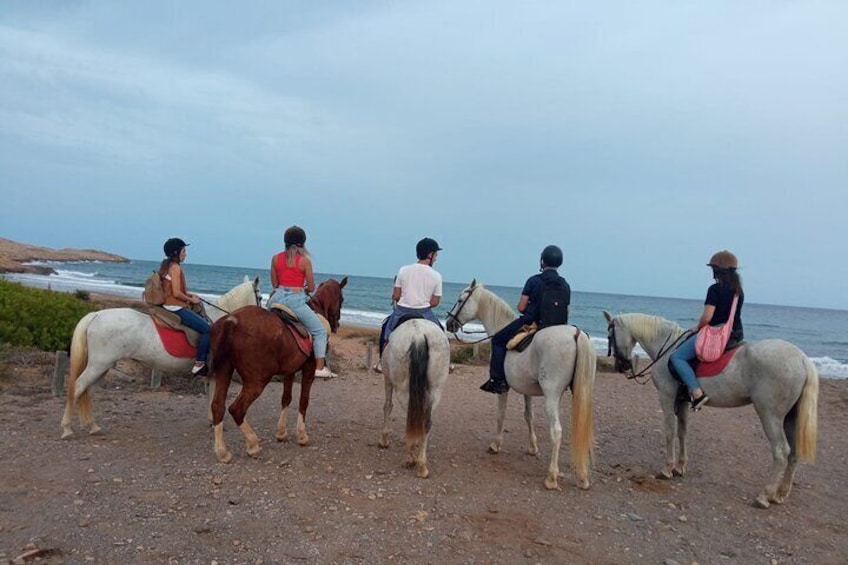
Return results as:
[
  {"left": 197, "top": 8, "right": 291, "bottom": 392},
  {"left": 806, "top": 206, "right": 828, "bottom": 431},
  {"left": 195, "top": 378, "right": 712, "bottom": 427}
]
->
[{"left": 208, "top": 277, "right": 347, "bottom": 463}]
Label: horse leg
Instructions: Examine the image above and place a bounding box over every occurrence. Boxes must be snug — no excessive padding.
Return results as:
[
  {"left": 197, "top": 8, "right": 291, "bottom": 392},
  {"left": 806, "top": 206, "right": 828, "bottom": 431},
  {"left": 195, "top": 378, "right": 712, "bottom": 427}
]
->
[
  {"left": 488, "top": 392, "right": 509, "bottom": 454},
  {"left": 378, "top": 374, "right": 393, "bottom": 448},
  {"left": 414, "top": 433, "right": 430, "bottom": 479},
  {"left": 276, "top": 374, "right": 295, "bottom": 442},
  {"left": 227, "top": 380, "right": 266, "bottom": 458},
  {"left": 753, "top": 409, "right": 791, "bottom": 509},
  {"left": 657, "top": 396, "right": 679, "bottom": 480},
  {"left": 210, "top": 366, "right": 234, "bottom": 463},
  {"left": 776, "top": 410, "right": 800, "bottom": 503},
  {"left": 542, "top": 395, "right": 563, "bottom": 490},
  {"left": 673, "top": 405, "right": 689, "bottom": 477},
  {"left": 523, "top": 394, "right": 539, "bottom": 456},
  {"left": 295, "top": 370, "right": 315, "bottom": 446},
  {"left": 63, "top": 364, "right": 109, "bottom": 438}
]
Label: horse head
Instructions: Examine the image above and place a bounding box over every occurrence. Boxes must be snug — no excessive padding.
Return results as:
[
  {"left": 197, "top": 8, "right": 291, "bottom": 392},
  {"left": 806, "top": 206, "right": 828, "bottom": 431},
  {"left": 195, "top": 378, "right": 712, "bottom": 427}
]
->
[
  {"left": 604, "top": 310, "right": 636, "bottom": 374},
  {"left": 310, "top": 276, "right": 347, "bottom": 333},
  {"left": 445, "top": 278, "right": 481, "bottom": 333}
]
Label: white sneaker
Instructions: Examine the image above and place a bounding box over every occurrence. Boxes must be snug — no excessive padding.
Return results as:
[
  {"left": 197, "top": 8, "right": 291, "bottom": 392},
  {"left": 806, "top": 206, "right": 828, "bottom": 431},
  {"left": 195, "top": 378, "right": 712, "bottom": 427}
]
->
[
  {"left": 372, "top": 360, "right": 383, "bottom": 374},
  {"left": 314, "top": 366, "right": 338, "bottom": 379}
]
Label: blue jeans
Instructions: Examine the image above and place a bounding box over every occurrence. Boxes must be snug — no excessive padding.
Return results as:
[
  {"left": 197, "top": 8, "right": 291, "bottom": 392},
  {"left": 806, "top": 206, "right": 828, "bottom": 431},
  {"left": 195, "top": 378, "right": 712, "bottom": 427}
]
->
[
  {"left": 175, "top": 308, "right": 211, "bottom": 363},
  {"left": 489, "top": 316, "right": 531, "bottom": 382},
  {"left": 268, "top": 290, "right": 328, "bottom": 358},
  {"left": 669, "top": 334, "right": 699, "bottom": 393},
  {"left": 379, "top": 305, "right": 443, "bottom": 358}
]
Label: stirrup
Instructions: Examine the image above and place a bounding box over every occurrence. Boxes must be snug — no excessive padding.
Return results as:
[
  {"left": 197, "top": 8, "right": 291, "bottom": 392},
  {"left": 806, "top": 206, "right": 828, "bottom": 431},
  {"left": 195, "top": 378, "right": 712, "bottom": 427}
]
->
[{"left": 691, "top": 394, "right": 709, "bottom": 411}]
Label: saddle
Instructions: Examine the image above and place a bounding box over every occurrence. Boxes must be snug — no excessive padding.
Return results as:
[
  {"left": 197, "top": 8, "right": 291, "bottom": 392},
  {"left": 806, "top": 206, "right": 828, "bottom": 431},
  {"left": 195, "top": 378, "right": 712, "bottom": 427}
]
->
[
  {"left": 268, "top": 303, "right": 331, "bottom": 357},
  {"left": 148, "top": 306, "right": 200, "bottom": 347},
  {"left": 669, "top": 343, "right": 745, "bottom": 405},
  {"left": 506, "top": 322, "right": 538, "bottom": 352}
]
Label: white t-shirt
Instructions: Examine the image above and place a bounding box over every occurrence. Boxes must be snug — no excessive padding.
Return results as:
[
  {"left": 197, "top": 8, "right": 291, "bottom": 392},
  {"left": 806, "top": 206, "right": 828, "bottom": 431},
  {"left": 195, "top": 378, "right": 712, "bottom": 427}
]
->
[{"left": 395, "top": 263, "right": 443, "bottom": 309}]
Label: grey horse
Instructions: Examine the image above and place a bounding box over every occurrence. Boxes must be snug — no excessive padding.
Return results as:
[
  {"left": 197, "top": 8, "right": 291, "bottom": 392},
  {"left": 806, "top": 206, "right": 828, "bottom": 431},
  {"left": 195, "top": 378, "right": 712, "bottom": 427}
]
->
[{"left": 604, "top": 311, "right": 818, "bottom": 508}]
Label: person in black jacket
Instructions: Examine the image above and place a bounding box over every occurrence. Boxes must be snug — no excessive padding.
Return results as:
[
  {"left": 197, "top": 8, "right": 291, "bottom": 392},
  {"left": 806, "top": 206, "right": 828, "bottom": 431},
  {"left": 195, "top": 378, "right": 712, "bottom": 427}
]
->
[{"left": 480, "top": 245, "right": 571, "bottom": 394}]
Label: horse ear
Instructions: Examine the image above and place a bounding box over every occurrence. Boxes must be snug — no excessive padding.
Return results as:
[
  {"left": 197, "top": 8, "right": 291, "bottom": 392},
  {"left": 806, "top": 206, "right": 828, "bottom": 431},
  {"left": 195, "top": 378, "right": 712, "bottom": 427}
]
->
[
  {"left": 339, "top": 276, "right": 348, "bottom": 288},
  {"left": 243, "top": 275, "right": 250, "bottom": 283},
  {"left": 470, "top": 278, "right": 477, "bottom": 288},
  {"left": 253, "top": 276, "right": 260, "bottom": 288},
  {"left": 603, "top": 310, "right": 614, "bottom": 323}
]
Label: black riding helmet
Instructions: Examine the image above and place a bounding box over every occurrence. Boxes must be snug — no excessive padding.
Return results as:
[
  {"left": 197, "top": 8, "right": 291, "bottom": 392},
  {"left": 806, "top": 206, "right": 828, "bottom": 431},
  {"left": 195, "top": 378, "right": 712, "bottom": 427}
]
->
[
  {"left": 540, "top": 245, "right": 563, "bottom": 268},
  {"left": 416, "top": 237, "right": 443, "bottom": 260},
  {"left": 284, "top": 226, "right": 307, "bottom": 248},
  {"left": 163, "top": 238, "right": 189, "bottom": 258}
]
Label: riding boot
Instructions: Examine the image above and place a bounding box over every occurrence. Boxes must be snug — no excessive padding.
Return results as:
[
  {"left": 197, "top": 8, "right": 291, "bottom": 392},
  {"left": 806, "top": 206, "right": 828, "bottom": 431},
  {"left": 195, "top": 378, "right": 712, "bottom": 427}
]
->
[{"left": 480, "top": 345, "right": 509, "bottom": 394}]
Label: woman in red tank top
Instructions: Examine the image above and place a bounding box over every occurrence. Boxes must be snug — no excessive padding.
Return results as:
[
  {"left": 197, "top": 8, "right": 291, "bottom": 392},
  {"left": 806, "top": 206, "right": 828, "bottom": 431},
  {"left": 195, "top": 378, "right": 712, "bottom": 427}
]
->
[{"left": 267, "top": 226, "right": 337, "bottom": 378}]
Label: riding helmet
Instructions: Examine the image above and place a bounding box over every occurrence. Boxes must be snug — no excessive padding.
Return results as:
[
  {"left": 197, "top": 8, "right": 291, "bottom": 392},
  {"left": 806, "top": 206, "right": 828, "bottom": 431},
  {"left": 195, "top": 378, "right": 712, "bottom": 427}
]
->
[
  {"left": 416, "top": 237, "right": 443, "bottom": 260},
  {"left": 540, "top": 245, "right": 563, "bottom": 268},
  {"left": 163, "top": 238, "right": 189, "bottom": 258},
  {"left": 284, "top": 226, "right": 307, "bottom": 248},
  {"left": 707, "top": 250, "right": 738, "bottom": 271}
]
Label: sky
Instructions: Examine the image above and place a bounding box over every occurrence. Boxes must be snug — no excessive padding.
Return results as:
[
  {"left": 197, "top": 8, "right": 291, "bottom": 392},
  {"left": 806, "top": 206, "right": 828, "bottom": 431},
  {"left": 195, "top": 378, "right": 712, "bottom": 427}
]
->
[{"left": 1, "top": 1, "right": 846, "bottom": 310}]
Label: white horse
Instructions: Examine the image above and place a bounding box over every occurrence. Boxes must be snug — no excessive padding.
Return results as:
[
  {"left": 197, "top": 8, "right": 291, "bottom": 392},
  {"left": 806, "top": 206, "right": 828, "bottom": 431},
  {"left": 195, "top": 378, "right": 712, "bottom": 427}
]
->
[
  {"left": 604, "top": 311, "right": 819, "bottom": 508},
  {"left": 61, "top": 276, "right": 261, "bottom": 439},
  {"left": 378, "top": 318, "right": 451, "bottom": 479},
  {"left": 445, "top": 280, "right": 595, "bottom": 490}
]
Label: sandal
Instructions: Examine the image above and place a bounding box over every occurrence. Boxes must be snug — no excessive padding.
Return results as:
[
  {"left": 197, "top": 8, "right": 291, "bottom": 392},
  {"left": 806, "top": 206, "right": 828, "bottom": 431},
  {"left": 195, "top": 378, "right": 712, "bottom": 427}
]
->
[{"left": 691, "top": 394, "right": 709, "bottom": 411}]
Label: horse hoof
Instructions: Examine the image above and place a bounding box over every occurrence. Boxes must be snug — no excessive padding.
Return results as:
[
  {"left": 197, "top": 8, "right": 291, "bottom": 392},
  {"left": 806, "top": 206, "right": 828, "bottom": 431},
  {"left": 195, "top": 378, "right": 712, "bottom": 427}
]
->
[
  {"left": 61, "top": 429, "right": 74, "bottom": 440},
  {"left": 672, "top": 468, "right": 686, "bottom": 477},
  {"left": 88, "top": 425, "right": 102, "bottom": 436},
  {"left": 577, "top": 478, "right": 590, "bottom": 490},
  {"left": 544, "top": 477, "right": 560, "bottom": 490},
  {"left": 276, "top": 434, "right": 288, "bottom": 443},
  {"left": 297, "top": 435, "right": 310, "bottom": 447},
  {"left": 656, "top": 470, "right": 673, "bottom": 480},
  {"left": 417, "top": 468, "right": 430, "bottom": 479},
  {"left": 752, "top": 495, "right": 770, "bottom": 509},
  {"left": 488, "top": 444, "right": 501, "bottom": 454},
  {"left": 246, "top": 446, "right": 261, "bottom": 458},
  {"left": 527, "top": 447, "right": 539, "bottom": 457},
  {"left": 216, "top": 451, "right": 233, "bottom": 464},
  {"left": 378, "top": 441, "right": 389, "bottom": 449}
]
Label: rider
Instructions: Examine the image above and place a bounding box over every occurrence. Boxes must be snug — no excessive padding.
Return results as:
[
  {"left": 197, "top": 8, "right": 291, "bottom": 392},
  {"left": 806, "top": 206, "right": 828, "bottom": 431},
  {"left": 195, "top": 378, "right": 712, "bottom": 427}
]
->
[
  {"left": 669, "top": 250, "right": 745, "bottom": 411},
  {"left": 480, "top": 245, "right": 571, "bottom": 394},
  {"left": 267, "top": 226, "right": 337, "bottom": 379},
  {"left": 376, "top": 237, "right": 444, "bottom": 369},
  {"left": 159, "top": 238, "right": 211, "bottom": 376}
]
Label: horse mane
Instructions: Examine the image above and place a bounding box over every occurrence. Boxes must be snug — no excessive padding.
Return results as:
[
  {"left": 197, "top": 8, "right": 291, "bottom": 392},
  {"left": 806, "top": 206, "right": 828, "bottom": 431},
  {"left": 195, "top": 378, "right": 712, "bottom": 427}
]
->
[
  {"left": 477, "top": 284, "right": 518, "bottom": 329},
  {"left": 618, "top": 313, "right": 681, "bottom": 343}
]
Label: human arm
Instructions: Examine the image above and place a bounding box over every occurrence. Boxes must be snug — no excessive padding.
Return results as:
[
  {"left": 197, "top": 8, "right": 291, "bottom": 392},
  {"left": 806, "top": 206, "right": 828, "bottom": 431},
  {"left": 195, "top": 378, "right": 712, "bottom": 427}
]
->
[
  {"left": 301, "top": 256, "right": 316, "bottom": 293},
  {"left": 429, "top": 294, "right": 441, "bottom": 308},
  {"left": 270, "top": 256, "right": 278, "bottom": 289},
  {"left": 392, "top": 286, "right": 402, "bottom": 303},
  {"left": 516, "top": 294, "right": 530, "bottom": 313},
  {"left": 691, "top": 304, "right": 716, "bottom": 333}
]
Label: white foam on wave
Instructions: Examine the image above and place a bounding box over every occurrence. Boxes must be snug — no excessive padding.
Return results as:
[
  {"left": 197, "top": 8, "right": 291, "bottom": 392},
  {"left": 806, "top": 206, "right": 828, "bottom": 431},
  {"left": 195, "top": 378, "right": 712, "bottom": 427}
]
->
[
  {"left": 810, "top": 357, "right": 848, "bottom": 379},
  {"left": 54, "top": 269, "right": 100, "bottom": 278}
]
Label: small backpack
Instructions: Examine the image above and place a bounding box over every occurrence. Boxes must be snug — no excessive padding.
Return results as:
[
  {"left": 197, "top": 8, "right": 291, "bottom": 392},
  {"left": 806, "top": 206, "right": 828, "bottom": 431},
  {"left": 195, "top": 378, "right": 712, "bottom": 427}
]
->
[
  {"left": 142, "top": 270, "right": 166, "bottom": 306},
  {"left": 536, "top": 279, "right": 570, "bottom": 328}
]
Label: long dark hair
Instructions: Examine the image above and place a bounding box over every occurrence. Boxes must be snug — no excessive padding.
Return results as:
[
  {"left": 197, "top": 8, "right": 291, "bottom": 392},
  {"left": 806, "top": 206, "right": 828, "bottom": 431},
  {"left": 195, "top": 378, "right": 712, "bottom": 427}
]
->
[
  {"left": 158, "top": 257, "right": 179, "bottom": 277},
  {"left": 713, "top": 268, "right": 743, "bottom": 295}
]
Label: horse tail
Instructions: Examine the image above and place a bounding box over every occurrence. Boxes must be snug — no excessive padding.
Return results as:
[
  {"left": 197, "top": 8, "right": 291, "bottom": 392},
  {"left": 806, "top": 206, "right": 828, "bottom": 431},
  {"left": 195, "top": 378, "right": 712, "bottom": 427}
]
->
[
  {"left": 570, "top": 329, "right": 596, "bottom": 484},
  {"left": 406, "top": 335, "right": 431, "bottom": 446},
  {"left": 794, "top": 355, "right": 819, "bottom": 463},
  {"left": 62, "top": 312, "right": 96, "bottom": 434}
]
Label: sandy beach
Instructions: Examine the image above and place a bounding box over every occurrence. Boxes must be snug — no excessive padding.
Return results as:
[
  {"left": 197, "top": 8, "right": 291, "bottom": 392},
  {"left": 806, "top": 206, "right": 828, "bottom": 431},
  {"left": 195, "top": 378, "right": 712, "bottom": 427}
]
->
[{"left": 0, "top": 282, "right": 846, "bottom": 564}]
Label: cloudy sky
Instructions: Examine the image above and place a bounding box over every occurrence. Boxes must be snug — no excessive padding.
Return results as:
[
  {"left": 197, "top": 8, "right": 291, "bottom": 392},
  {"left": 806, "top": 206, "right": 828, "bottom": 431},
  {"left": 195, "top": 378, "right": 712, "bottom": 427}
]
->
[{"left": 1, "top": 2, "right": 846, "bottom": 309}]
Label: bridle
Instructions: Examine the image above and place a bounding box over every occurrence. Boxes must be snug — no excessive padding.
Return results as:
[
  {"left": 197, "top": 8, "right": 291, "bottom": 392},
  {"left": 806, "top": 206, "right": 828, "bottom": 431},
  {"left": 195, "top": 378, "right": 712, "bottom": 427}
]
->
[
  {"left": 445, "top": 286, "right": 491, "bottom": 343},
  {"left": 607, "top": 319, "right": 692, "bottom": 384}
]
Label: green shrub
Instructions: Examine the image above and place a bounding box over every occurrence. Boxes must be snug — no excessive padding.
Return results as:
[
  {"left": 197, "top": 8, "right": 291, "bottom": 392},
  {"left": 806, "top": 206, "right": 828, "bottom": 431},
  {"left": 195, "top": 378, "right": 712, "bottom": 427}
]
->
[
  {"left": 450, "top": 341, "right": 491, "bottom": 365},
  {"left": 0, "top": 280, "right": 96, "bottom": 351},
  {"left": 74, "top": 289, "right": 91, "bottom": 301}
]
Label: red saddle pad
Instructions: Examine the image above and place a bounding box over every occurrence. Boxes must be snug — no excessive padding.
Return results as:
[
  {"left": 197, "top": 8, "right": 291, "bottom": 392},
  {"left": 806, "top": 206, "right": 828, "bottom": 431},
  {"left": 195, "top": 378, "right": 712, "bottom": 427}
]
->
[
  {"left": 153, "top": 319, "right": 197, "bottom": 358},
  {"left": 696, "top": 347, "right": 740, "bottom": 377}
]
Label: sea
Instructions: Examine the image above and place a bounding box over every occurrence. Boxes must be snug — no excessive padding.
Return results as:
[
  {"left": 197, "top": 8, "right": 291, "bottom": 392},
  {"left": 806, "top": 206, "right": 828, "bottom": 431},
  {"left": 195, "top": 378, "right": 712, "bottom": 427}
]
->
[{"left": 4, "top": 259, "right": 847, "bottom": 379}]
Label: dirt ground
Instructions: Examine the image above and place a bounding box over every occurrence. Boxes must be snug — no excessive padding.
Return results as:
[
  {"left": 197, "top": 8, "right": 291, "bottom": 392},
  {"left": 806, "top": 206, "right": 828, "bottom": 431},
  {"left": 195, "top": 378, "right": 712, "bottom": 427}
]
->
[{"left": 1, "top": 326, "right": 846, "bottom": 565}]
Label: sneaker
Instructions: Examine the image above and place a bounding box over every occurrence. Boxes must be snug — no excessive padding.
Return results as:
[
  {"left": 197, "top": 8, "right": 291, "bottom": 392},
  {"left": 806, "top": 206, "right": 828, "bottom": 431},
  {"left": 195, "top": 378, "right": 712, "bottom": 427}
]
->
[
  {"left": 480, "top": 379, "right": 509, "bottom": 394},
  {"left": 314, "top": 366, "right": 338, "bottom": 379},
  {"left": 372, "top": 360, "right": 383, "bottom": 374},
  {"left": 691, "top": 394, "right": 709, "bottom": 411},
  {"left": 191, "top": 363, "right": 208, "bottom": 377}
]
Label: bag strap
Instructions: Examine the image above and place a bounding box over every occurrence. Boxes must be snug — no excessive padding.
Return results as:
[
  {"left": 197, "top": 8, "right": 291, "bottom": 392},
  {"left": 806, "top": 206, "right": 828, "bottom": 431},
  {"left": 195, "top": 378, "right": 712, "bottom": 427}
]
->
[{"left": 726, "top": 293, "right": 739, "bottom": 327}]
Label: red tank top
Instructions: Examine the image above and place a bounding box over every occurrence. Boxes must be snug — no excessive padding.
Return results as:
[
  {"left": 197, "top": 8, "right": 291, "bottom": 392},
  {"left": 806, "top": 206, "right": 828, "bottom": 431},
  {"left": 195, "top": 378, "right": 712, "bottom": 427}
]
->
[{"left": 274, "top": 253, "right": 305, "bottom": 288}]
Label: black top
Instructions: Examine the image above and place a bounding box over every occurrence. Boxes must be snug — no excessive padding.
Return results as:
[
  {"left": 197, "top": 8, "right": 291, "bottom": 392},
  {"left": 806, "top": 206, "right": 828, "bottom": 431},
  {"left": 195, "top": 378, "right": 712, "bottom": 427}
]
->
[
  {"left": 521, "top": 269, "right": 571, "bottom": 323},
  {"left": 705, "top": 282, "right": 744, "bottom": 343}
]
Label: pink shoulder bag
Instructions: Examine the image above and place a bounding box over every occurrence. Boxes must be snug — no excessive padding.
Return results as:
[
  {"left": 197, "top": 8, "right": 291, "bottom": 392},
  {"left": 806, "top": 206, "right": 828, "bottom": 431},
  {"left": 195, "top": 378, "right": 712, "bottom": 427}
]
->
[{"left": 695, "top": 294, "right": 739, "bottom": 363}]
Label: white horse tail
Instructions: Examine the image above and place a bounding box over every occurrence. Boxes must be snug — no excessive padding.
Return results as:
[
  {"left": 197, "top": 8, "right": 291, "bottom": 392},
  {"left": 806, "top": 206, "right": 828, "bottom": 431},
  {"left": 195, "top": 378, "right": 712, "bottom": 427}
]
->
[
  {"left": 406, "top": 335, "right": 431, "bottom": 447},
  {"left": 795, "top": 355, "right": 819, "bottom": 463},
  {"left": 62, "top": 312, "right": 96, "bottom": 436},
  {"left": 570, "top": 329, "right": 597, "bottom": 485}
]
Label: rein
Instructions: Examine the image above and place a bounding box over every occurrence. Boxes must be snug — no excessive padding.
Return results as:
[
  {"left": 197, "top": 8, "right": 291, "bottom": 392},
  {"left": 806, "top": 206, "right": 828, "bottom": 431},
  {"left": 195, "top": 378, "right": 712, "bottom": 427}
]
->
[
  {"left": 446, "top": 285, "right": 493, "bottom": 344},
  {"left": 199, "top": 296, "right": 230, "bottom": 315}
]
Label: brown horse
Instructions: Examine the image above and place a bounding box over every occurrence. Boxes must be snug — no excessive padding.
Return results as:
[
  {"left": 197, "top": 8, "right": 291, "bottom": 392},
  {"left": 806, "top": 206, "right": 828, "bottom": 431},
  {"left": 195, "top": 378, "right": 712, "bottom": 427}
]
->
[{"left": 208, "top": 276, "right": 347, "bottom": 463}]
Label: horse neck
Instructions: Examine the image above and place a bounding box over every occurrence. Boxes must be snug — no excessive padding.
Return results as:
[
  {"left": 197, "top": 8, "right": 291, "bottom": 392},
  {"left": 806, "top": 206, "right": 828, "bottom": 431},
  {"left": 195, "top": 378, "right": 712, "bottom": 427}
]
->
[
  {"left": 476, "top": 288, "right": 518, "bottom": 335},
  {"left": 212, "top": 283, "right": 252, "bottom": 321},
  {"left": 621, "top": 314, "right": 684, "bottom": 360}
]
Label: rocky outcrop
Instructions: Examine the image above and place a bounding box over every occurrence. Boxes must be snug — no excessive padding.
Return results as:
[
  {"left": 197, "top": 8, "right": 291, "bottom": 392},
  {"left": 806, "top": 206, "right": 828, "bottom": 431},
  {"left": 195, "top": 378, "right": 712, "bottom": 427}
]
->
[{"left": 0, "top": 237, "right": 129, "bottom": 274}]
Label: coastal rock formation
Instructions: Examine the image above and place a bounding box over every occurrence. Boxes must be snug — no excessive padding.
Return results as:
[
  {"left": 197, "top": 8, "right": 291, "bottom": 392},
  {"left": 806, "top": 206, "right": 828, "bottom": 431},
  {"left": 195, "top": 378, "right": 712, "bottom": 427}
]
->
[{"left": 0, "top": 237, "right": 128, "bottom": 274}]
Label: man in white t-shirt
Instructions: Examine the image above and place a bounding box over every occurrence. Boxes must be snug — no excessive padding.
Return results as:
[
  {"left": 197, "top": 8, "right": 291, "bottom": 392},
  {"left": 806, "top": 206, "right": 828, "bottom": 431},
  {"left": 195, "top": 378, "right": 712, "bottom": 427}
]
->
[{"left": 377, "top": 238, "right": 444, "bottom": 364}]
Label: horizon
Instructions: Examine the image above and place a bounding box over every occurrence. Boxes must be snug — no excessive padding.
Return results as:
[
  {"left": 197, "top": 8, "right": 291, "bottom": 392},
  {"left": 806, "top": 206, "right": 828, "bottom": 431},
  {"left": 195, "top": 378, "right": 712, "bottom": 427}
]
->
[{"left": 2, "top": 3, "right": 846, "bottom": 310}]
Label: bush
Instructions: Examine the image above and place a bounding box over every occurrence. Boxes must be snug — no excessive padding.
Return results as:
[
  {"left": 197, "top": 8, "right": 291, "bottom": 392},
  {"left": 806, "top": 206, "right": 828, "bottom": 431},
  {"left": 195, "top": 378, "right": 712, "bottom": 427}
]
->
[
  {"left": 74, "top": 289, "right": 91, "bottom": 301},
  {"left": 0, "top": 280, "right": 96, "bottom": 351},
  {"left": 450, "top": 341, "right": 491, "bottom": 365}
]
